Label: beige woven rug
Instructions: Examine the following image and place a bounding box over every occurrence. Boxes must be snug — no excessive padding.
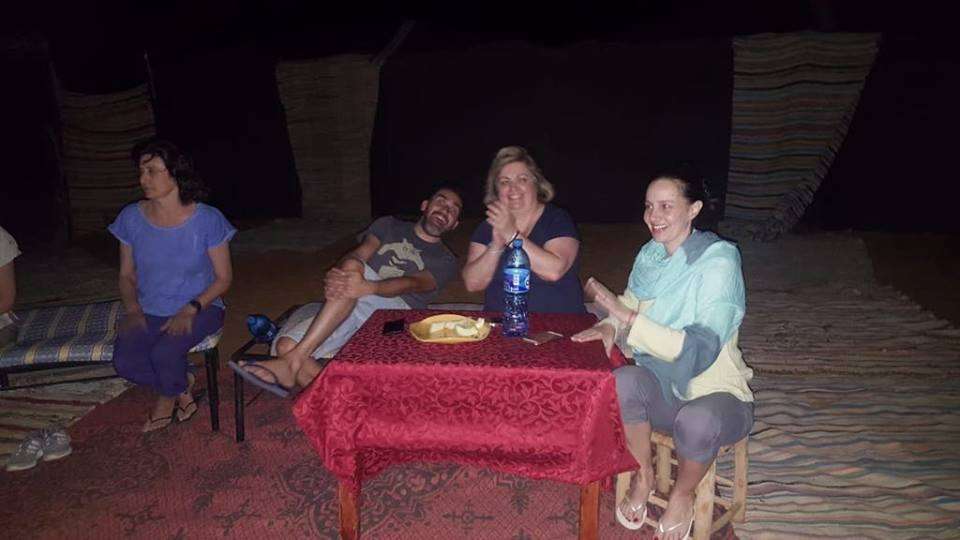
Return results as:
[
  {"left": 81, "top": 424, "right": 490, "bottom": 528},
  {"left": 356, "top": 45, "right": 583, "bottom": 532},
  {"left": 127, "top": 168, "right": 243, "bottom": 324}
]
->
[{"left": 0, "top": 366, "right": 131, "bottom": 461}]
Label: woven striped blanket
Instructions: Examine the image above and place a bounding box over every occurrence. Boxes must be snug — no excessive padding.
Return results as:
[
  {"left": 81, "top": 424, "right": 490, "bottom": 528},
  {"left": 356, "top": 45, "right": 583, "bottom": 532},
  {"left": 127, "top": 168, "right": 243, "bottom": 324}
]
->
[
  {"left": 731, "top": 235, "right": 960, "bottom": 538},
  {"left": 723, "top": 32, "right": 880, "bottom": 240},
  {"left": 0, "top": 369, "right": 131, "bottom": 461},
  {"left": 740, "top": 283, "right": 960, "bottom": 378},
  {"left": 736, "top": 376, "right": 960, "bottom": 539}
]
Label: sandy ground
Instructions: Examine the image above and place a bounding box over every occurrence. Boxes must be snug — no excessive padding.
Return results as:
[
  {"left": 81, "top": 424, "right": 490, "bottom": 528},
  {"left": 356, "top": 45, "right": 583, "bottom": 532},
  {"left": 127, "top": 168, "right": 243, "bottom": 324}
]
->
[
  {"left": 859, "top": 232, "right": 960, "bottom": 325},
  {"left": 12, "top": 220, "right": 959, "bottom": 363}
]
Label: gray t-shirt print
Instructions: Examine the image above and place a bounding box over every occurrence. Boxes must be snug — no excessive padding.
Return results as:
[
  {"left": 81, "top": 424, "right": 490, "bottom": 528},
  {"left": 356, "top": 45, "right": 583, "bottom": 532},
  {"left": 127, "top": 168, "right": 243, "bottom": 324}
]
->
[{"left": 362, "top": 216, "right": 457, "bottom": 309}]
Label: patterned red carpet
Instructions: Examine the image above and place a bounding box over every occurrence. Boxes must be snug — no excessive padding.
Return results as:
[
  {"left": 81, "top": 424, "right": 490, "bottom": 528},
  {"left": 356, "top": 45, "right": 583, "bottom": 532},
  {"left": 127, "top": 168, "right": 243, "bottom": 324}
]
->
[{"left": 1, "top": 375, "right": 736, "bottom": 539}]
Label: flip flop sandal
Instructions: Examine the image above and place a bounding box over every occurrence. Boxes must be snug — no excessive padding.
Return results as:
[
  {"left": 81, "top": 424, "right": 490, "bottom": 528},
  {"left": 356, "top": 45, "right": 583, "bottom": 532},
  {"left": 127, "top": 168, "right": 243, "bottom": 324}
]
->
[
  {"left": 176, "top": 400, "right": 199, "bottom": 423},
  {"left": 615, "top": 473, "right": 650, "bottom": 530},
  {"left": 142, "top": 413, "right": 174, "bottom": 433},
  {"left": 615, "top": 495, "right": 650, "bottom": 530},
  {"left": 228, "top": 360, "right": 293, "bottom": 398},
  {"left": 656, "top": 514, "right": 694, "bottom": 540}
]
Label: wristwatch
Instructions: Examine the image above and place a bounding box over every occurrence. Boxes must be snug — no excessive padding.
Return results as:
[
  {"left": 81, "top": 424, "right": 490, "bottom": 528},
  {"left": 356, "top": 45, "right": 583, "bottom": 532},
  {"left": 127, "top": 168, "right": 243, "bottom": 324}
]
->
[{"left": 189, "top": 299, "right": 202, "bottom": 313}]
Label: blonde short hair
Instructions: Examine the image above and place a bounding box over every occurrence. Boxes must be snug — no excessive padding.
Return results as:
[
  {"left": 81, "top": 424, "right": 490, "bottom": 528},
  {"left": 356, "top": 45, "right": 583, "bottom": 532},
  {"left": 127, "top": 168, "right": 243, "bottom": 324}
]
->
[{"left": 483, "top": 146, "right": 556, "bottom": 205}]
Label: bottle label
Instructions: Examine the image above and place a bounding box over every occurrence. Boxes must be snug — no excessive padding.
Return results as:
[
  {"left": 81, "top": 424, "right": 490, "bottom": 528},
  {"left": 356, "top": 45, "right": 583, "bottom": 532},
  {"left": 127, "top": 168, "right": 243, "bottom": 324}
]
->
[{"left": 503, "top": 268, "right": 530, "bottom": 294}]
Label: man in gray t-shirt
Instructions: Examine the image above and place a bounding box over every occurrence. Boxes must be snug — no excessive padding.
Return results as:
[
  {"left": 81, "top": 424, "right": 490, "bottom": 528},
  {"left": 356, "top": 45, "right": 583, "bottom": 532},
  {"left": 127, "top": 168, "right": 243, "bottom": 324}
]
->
[
  {"left": 229, "top": 187, "right": 462, "bottom": 396},
  {"left": 363, "top": 215, "right": 458, "bottom": 309}
]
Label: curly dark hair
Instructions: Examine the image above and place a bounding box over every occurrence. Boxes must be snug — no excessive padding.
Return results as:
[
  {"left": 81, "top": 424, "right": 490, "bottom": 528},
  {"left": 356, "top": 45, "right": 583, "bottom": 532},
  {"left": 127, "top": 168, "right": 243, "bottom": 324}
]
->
[{"left": 131, "top": 139, "right": 208, "bottom": 204}]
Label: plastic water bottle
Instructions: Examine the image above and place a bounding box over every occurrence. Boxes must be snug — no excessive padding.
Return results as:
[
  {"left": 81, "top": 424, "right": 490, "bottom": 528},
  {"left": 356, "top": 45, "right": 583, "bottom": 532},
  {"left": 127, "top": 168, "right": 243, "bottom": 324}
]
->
[
  {"left": 502, "top": 238, "right": 530, "bottom": 337},
  {"left": 246, "top": 314, "right": 278, "bottom": 344}
]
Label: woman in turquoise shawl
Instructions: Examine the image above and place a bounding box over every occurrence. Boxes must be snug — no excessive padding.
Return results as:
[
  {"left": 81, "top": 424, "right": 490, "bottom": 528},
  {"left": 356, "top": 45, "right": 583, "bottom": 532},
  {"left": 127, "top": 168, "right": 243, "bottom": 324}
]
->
[{"left": 572, "top": 168, "right": 754, "bottom": 539}]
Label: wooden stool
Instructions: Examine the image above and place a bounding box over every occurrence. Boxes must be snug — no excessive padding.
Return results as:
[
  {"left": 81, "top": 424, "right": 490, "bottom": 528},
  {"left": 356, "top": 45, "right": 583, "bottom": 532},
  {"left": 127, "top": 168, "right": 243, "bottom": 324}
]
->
[{"left": 615, "top": 432, "right": 748, "bottom": 540}]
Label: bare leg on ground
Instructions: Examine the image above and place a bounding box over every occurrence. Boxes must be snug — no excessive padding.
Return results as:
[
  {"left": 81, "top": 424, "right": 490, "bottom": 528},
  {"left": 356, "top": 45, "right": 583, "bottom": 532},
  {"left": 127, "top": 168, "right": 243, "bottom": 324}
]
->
[
  {"left": 620, "top": 422, "right": 656, "bottom": 524},
  {"left": 659, "top": 456, "right": 711, "bottom": 540}
]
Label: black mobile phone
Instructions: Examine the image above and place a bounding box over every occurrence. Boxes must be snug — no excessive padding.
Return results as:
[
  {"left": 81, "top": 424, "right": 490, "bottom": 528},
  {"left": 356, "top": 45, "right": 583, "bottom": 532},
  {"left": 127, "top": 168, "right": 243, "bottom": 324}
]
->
[{"left": 382, "top": 319, "right": 405, "bottom": 335}]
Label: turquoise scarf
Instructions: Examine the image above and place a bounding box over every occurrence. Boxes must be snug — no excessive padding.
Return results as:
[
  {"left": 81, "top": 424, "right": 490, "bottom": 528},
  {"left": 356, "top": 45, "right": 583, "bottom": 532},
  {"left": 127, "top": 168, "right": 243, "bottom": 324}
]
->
[{"left": 626, "top": 230, "right": 745, "bottom": 399}]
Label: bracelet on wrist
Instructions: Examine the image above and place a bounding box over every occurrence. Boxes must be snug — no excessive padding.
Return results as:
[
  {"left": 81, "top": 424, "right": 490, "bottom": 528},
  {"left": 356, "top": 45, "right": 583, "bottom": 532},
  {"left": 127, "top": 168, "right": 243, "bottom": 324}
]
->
[{"left": 189, "top": 299, "right": 202, "bottom": 313}]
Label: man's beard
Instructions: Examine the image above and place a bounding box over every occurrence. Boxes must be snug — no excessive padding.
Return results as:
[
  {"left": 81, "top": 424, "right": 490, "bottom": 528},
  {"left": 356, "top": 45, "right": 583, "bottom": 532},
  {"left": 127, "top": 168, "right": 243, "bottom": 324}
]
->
[{"left": 419, "top": 216, "right": 443, "bottom": 238}]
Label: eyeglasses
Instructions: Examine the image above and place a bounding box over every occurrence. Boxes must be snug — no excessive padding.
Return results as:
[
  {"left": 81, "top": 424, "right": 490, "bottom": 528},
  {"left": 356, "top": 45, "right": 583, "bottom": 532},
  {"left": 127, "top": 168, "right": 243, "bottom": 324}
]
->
[{"left": 138, "top": 166, "right": 169, "bottom": 177}]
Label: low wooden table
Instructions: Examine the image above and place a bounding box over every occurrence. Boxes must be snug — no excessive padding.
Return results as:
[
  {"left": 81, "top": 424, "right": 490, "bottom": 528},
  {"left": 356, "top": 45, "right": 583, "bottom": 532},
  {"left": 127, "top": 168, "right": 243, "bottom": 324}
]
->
[{"left": 293, "top": 309, "right": 636, "bottom": 539}]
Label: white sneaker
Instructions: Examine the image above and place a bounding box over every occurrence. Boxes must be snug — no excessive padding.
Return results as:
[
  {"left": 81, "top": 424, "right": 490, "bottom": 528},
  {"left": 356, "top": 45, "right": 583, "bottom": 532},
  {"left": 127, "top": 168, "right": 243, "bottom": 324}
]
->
[
  {"left": 6, "top": 433, "right": 44, "bottom": 472},
  {"left": 39, "top": 426, "right": 72, "bottom": 461}
]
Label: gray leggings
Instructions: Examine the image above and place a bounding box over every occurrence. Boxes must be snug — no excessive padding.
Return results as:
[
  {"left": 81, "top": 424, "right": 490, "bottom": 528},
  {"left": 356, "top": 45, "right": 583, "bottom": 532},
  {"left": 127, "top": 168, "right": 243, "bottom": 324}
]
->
[{"left": 614, "top": 365, "right": 754, "bottom": 464}]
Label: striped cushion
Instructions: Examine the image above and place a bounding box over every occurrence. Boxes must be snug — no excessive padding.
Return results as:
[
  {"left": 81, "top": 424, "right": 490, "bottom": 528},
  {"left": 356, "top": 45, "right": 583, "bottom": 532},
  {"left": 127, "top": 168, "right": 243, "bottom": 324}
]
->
[
  {"left": 0, "top": 329, "right": 221, "bottom": 369},
  {"left": 0, "top": 334, "right": 116, "bottom": 369},
  {"left": 2, "top": 300, "right": 221, "bottom": 369},
  {"left": 16, "top": 301, "right": 122, "bottom": 345}
]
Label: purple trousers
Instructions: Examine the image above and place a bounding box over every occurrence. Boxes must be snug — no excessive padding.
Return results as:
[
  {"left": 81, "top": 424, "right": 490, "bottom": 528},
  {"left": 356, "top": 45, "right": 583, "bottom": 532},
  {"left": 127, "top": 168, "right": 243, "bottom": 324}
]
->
[{"left": 113, "top": 307, "right": 224, "bottom": 397}]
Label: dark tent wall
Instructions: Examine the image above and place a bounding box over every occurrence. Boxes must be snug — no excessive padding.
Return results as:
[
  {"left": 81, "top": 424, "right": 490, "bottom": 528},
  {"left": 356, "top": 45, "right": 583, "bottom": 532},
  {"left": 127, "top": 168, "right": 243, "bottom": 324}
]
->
[
  {"left": 371, "top": 39, "right": 732, "bottom": 223},
  {"left": 11, "top": 46, "right": 379, "bottom": 238},
  {"left": 804, "top": 34, "right": 960, "bottom": 232},
  {"left": 0, "top": 38, "right": 65, "bottom": 244},
  {"left": 151, "top": 46, "right": 301, "bottom": 220}
]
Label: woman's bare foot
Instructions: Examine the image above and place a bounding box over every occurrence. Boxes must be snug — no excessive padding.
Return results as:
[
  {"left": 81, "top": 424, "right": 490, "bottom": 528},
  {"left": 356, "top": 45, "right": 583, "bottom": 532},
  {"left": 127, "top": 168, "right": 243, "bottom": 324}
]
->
[
  {"left": 619, "top": 469, "right": 655, "bottom": 526},
  {"left": 143, "top": 395, "right": 176, "bottom": 432},
  {"left": 175, "top": 372, "right": 198, "bottom": 422},
  {"left": 176, "top": 372, "right": 195, "bottom": 409},
  {"left": 657, "top": 491, "right": 695, "bottom": 540}
]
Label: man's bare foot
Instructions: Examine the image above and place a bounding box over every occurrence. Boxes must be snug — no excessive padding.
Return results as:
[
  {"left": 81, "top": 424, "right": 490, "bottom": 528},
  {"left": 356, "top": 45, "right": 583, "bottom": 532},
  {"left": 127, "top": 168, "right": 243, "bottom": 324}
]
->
[
  {"left": 619, "top": 470, "right": 654, "bottom": 526},
  {"left": 240, "top": 357, "right": 296, "bottom": 389},
  {"left": 294, "top": 358, "right": 324, "bottom": 387},
  {"left": 657, "top": 491, "right": 695, "bottom": 540}
]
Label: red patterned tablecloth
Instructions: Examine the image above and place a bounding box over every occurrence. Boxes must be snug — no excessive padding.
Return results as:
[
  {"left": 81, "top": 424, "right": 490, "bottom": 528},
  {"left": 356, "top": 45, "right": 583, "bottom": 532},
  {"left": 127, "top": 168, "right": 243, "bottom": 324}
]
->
[{"left": 293, "top": 309, "right": 637, "bottom": 491}]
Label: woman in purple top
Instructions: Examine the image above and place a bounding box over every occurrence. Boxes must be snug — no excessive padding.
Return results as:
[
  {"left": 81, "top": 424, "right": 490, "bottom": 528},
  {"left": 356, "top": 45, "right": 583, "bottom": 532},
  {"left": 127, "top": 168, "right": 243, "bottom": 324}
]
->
[
  {"left": 108, "top": 139, "right": 235, "bottom": 433},
  {"left": 462, "top": 146, "right": 584, "bottom": 313}
]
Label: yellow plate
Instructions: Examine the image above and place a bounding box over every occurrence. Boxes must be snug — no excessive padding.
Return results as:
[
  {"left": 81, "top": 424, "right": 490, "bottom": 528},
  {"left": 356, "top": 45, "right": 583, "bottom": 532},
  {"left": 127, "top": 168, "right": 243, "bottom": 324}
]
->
[{"left": 408, "top": 314, "right": 492, "bottom": 344}]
